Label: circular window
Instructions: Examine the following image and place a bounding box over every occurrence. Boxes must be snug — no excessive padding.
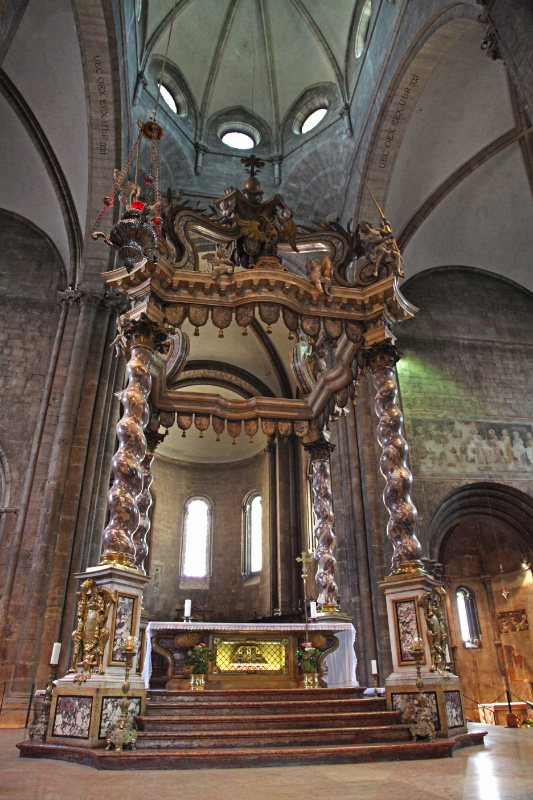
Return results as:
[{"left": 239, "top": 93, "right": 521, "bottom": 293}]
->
[
  {"left": 301, "top": 107, "right": 328, "bottom": 134},
  {"left": 221, "top": 131, "right": 255, "bottom": 149},
  {"left": 158, "top": 83, "right": 177, "bottom": 114},
  {"left": 355, "top": 1, "right": 372, "bottom": 59}
]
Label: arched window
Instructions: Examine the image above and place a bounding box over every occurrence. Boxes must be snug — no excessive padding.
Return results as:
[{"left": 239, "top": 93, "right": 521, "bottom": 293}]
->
[
  {"left": 181, "top": 496, "right": 212, "bottom": 578},
  {"left": 243, "top": 492, "right": 262, "bottom": 574},
  {"left": 456, "top": 587, "right": 481, "bottom": 647}
]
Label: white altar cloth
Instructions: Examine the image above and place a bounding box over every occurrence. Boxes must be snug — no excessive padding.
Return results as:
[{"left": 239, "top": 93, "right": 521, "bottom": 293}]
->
[{"left": 142, "top": 621, "right": 357, "bottom": 688}]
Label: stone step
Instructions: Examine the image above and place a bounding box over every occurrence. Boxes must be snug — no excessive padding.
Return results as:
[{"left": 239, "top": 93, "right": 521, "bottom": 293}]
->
[
  {"left": 145, "top": 697, "right": 387, "bottom": 717},
  {"left": 147, "top": 687, "right": 367, "bottom": 703},
  {"left": 137, "top": 710, "right": 400, "bottom": 731},
  {"left": 19, "top": 736, "right": 490, "bottom": 769},
  {"left": 136, "top": 724, "right": 411, "bottom": 750}
]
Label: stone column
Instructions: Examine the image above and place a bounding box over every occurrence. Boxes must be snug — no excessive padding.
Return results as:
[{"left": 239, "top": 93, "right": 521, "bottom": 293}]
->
[
  {"left": 133, "top": 427, "right": 166, "bottom": 573},
  {"left": 100, "top": 319, "right": 168, "bottom": 570},
  {"left": 303, "top": 436, "right": 340, "bottom": 613},
  {"left": 364, "top": 342, "right": 424, "bottom": 578}
]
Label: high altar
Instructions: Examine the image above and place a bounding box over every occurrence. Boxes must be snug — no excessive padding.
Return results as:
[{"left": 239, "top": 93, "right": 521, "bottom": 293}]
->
[{"left": 18, "top": 150, "right": 479, "bottom": 766}]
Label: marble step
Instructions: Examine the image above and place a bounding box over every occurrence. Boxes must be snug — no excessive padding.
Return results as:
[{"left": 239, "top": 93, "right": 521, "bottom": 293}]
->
[
  {"left": 136, "top": 724, "right": 411, "bottom": 750},
  {"left": 20, "top": 736, "right": 489, "bottom": 769},
  {"left": 137, "top": 710, "right": 400, "bottom": 731},
  {"left": 145, "top": 697, "right": 387, "bottom": 717},
  {"left": 148, "top": 687, "right": 367, "bottom": 703}
]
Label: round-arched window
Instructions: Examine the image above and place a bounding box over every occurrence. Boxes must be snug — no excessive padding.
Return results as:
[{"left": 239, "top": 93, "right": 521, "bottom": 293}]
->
[{"left": 243, "top": 492, "right": 262, "bottom": 574}]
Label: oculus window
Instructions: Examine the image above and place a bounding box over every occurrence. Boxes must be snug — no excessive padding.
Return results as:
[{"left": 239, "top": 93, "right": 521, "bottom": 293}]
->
[
  {"left": 158, "top": 83, "right": 177, "bottom": 114},
  {"left": 181, "top": 496, "right": 212, "bottom": 578},
  {"left": 355, "top": 1, "right": 372, "bottom": 59},
  {"left": 301, "top": 107, "right": 328, "bottom": 134},
  {"left": 456, "top": 586, "right": 481, "bottom": 647},
  {"left": 243, "top": 492, "right": 262, "bottom": 574}
]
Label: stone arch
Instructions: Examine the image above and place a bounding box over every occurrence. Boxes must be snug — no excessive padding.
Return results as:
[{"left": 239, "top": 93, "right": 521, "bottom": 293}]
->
[{"left": 426, "top": 482, "right": 533, "bottom": 564}]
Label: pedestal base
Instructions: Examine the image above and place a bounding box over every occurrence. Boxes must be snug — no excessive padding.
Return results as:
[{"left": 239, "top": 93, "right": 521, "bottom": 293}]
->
[
  {"left": 47, "top": 674, "right": 147, "bottom": 748},
  {"left": 379, "top": 573, "right": 467, "bottom": 738}
]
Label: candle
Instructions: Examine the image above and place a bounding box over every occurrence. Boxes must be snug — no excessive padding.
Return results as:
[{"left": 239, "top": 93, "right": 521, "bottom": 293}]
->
[
  {"left": 184, "top": 599, "right": 192, "bottom": 618},
  {"left": 309, "top": 601, "right": 317, "bottom": 619},
  {"left": 371, "top": 659, "right": 377, "bottom": 675},
  {"left": 50, "top": 642, "right": 61, "bottom": 666}
]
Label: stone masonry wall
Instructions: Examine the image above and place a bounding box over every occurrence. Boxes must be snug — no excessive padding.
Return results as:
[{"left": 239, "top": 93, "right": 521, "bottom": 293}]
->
[
  {"left": 145, "top": 451, "right": 271, "bottom": 623},
  {"left": 396, "top": 267, "right": 533, "bottom": 541}
]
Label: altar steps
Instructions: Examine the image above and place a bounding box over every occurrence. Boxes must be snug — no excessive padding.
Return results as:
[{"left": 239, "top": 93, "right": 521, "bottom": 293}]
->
[
  {"left": 138, "top": 710, "right": 401, "bottom": 732},
  {"left": 147, "top": 687, "right": 367, "bottom": 702},
  {"left": 144, "top": 697, "right": 387, "bottom": 718},
  {"left": 136, "top": 723, "right": 412, "bottom": 749}
]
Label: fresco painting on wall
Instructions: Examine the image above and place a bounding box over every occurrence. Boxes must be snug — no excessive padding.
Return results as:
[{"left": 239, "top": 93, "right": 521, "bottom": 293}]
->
[
  {"left": 503, "top": 645, "right": 530, "bottom": 683},
  {"left": 498, "top": 608, "right": 529, "bottom": 633},
  {"left": 409, "top": 418, "right": 533, "bottom": 474}
]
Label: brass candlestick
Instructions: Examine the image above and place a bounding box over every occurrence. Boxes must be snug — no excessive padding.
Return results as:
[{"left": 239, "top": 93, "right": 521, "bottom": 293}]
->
[
  {"left": 296, "top": 551, "right": 313, "bottom": 642},
  {"left": 28, "top": 664, "right": 56, "bottom": 742},
  {"left": 409, "top": 637, "right": 436, "bottom": 742},
  {"left": 107, "top": 635, "right": 139, "bottom": 752},
  {"left": 372, "top": 674, "right": 379, "bottom": 697}
]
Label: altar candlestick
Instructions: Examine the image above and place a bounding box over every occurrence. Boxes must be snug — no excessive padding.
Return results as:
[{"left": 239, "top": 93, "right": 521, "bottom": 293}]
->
[
  {"left": 50, "top": 643, "right": 61, "bottom": 666},
  {"left": 310, "top": 601, "right": 317, "bottom": 619},
  {"left": 371, "top": 659, "right": 377, "bottom": 675},
  {"left": 184, "top": 599, "right": 192, "bottom": 618}
]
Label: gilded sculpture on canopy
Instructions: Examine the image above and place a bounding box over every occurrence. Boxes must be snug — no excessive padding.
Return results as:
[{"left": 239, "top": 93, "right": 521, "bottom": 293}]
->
[
  {"left": 419, "top": 586, "right": 451, "bottom": 677},
  {"left": 68, "top": 579, "right": 115, "bottom": 683},
  {"left": 357, "top": 219, "right": 404, "bottom": 278}
]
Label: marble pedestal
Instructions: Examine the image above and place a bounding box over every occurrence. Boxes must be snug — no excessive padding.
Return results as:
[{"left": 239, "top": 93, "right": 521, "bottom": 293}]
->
[
  {"left": 47, "top": 565, "right": 150, "bottom": 748},
  {"left": 379, "top": 572, "right": 467, "bottom": 738}
]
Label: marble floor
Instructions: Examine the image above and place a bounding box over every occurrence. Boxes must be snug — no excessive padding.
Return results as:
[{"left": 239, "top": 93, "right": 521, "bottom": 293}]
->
[{"left": 0, "top": 723, "right": 532, "bottom": 800}]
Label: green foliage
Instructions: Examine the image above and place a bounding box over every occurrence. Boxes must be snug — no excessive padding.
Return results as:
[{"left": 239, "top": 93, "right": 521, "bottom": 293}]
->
[
  {"left": 186, "top": 643, "right": 215, "bottom": 674},
  {"left": 295, "top": 642, "right": 320, "bottom": 674}
]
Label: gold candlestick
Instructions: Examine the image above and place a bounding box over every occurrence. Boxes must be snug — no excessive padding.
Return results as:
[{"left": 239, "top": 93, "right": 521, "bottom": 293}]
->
[
  {"left": 107, "top": 635, "right": 139, "bottom": 752},
  {"left": 296, "top": 551, "right": 313, "bottom": 642},
  {"left": 409, "top": 637, "right": 436, "bottom": 742},
  {"left": 28, "top": 664, "right": 56, "bottom": 742}
]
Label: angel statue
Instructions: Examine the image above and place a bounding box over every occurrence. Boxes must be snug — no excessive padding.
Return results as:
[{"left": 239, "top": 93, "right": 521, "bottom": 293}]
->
[
  {"left": 357, "top": 219, "right": 404, "bottom": 278},
  {"left": 68, "top": 579, "right": 115, "bottom": 683},
  {"left": 202, "top": 243, "right": 235, "bottom": 280},
  {"left": 305, "top": 255, "right": 332, "bottom": 295}
]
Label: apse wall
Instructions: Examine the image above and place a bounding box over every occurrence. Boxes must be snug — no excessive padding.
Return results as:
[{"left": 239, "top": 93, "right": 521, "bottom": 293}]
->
[
  {"left": 396, "top": 267, "right": 533, "bottom": 539},
  {"left": 145, "top": 451, "right": 271, "bottom": 622}
]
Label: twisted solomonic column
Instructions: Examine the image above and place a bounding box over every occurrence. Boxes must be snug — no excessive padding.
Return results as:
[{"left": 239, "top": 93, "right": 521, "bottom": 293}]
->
[
  {"left": 133, "top": 427, "right": 166, "bottom": 573},
  {"left": 304, "top": 437, "right": 339, "bottom": 611},
  {"left": 100, "top": 319, "right": 169, "bottom": 570},
  {"left": 364, "top": 342, "right": 424, "bottom": 577}
]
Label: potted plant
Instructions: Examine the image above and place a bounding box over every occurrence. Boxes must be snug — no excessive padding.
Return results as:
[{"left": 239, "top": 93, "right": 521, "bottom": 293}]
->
[
  {"left": 295, "top": 641, "right": 320, "bottom": 688},
  {"left": 186, "top": 643, "right": 215, "bottom": 689}
]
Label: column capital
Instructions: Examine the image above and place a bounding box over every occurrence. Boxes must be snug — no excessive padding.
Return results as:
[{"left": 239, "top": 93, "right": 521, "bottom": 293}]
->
[
  {"left": 145, "top": 427, "right": 167, "bottom": 454},
  {"left": 302, "top": 436, "right": 336, "bottom": 461},
  {"left": 115, "top": 315, "right": 170, "bottom": 356},
  {"left": 362, "top": 341, "right": 402, "bottom": 371}
]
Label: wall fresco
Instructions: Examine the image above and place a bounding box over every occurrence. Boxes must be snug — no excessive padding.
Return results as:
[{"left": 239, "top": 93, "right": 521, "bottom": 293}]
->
[{"left": 409, "top": 418, "right": 533, "bottom": 475}]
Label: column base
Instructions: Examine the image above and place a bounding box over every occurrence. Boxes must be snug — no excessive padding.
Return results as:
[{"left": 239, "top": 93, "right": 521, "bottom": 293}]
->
[{"left": 385, "top": 673, "right": 467, "bottom": 738}]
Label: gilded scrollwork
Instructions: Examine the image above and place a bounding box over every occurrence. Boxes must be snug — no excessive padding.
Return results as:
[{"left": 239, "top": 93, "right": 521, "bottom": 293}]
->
[
  {"left": 419, "top": 586, "right": 451, "bottom": 677},
  {"left": 68, "top": 580, "right": 115, "bottom": 683}
]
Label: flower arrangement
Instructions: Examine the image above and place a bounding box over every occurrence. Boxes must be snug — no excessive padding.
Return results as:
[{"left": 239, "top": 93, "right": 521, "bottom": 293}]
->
[
  {"left": 295, "top": 641, "right": 320, "bottom": 674},
  {"left": 186, "top": 643, "right": 215, "bottom": 675}
]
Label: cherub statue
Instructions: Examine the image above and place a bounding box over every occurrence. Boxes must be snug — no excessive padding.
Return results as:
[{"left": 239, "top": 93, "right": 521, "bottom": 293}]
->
[
  {"left": 113, "top": 169, "right": 140, "bottom": 209},
  {"left": 307, "top": 341, "right": 327, "bottom": 380},
  {"left": 305, "top": 255, "right": 332, "bottom": 295},
  {"left": 110, "top": 313, "right": 130, "bottom": 356},
  {"left": 68, "top": 581, "right": 91, "bottom": 672},
  {"left": 357, "top": 219, "right": 404, "bottom": 278},
  {"left": 202, "top": 243, "right": 235, "bottom": 280}
]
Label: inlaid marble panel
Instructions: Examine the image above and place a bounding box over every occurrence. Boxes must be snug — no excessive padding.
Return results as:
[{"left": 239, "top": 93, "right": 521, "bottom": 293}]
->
[
  {"left": 444, "top": 690, "right": 464, "bottom": 729},
  {"left": 111, "top": 594, "right": 136, "bottom": 662},
  {"left": 393, "top": 599, "right": 421, "bottom": 664},
  {"left": 52, "top": 696, "right": 93, "bottom": 739},
  {"left": 391, "top": 691, "right": 440, "bottom": 731},
  {"left": 98, "top": 696, "right": 141, "bottom": 739}
]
